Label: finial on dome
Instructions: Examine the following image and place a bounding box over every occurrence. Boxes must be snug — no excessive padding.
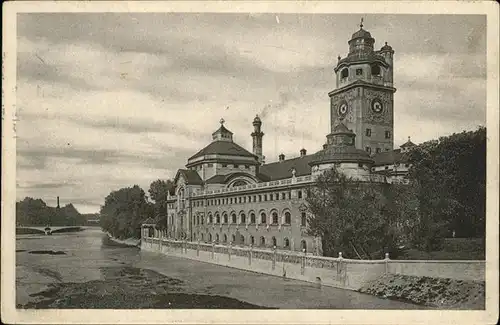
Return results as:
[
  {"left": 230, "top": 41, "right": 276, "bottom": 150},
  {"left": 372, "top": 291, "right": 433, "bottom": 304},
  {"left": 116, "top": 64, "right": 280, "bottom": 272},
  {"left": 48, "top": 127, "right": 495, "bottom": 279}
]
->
[
  {"left": 408, "top": 136, "right": 411, "bottom": 141},
  {"left": 385, "top": 42, "right": 388, "bottom": 45},
  {"left": 360, "top": 17, "right": 364, "bottom": 29},
  {"left": 337, "top": 55, "right": 341, "bottom": 61},
  {"left": 220, "top": 118, "right": 225, "bottom": 125}
]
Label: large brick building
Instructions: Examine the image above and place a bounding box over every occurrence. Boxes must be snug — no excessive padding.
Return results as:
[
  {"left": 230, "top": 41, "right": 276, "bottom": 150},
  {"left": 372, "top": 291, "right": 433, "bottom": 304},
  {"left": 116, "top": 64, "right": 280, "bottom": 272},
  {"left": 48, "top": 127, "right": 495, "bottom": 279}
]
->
[{"left": 159, "top": 23, "right": 415, "bottom": 255}]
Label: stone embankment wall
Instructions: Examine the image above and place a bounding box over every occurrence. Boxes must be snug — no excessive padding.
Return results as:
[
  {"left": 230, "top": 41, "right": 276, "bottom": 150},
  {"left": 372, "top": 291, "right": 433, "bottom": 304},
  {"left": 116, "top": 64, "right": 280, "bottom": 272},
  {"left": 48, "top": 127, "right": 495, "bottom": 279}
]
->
[{"left": 141, "top": 237, "right": 485, "bottom": 291}]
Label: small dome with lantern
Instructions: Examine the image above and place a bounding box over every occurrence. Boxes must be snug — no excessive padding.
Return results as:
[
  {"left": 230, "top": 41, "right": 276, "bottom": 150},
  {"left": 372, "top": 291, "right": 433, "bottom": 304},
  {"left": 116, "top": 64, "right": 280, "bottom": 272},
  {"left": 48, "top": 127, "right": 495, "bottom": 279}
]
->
[{"left": 309, "top": 122, "right": 374, "bottom": 167}]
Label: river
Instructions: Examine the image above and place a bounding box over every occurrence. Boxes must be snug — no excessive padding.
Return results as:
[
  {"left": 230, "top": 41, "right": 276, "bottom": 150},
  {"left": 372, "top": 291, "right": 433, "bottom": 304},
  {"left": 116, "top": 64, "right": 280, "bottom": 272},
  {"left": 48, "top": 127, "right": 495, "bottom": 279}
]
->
[{"left": 16, "top": 228, "right": 424, "bottom": 309}]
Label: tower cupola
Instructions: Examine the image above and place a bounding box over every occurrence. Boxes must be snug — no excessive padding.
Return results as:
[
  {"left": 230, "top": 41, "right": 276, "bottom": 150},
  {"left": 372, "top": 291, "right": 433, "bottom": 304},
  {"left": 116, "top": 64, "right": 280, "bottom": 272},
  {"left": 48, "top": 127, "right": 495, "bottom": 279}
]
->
[{"left": 212, "top": 118, "right": 233, "bottom": 142}]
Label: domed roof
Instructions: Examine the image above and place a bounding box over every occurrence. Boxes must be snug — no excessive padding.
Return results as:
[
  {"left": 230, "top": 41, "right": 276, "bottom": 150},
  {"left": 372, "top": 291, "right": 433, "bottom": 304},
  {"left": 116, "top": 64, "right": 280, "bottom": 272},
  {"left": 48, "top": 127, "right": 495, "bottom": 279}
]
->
[
  {"left": 253, "top": 114, "right": 262, "bottom": 124},
  {"left": 351, "top": 28, "right": 373, "bottom": 40},
  {"left": 310, "top": 145, "right": 374, "bottom": 166},
  {"left": 309, "top": 122, "right": 374, "bottom": 166},
  {"left": 332, "top": 123, "right": 353, "bottom": 134},
  {"left": 380, "top": 42, "right": 393, "bottom": 52}
]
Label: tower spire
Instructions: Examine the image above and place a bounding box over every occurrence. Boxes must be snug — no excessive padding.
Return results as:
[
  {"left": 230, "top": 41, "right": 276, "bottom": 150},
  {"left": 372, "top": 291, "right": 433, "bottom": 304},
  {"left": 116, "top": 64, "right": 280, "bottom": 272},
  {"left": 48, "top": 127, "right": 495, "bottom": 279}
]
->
[{"left": 359, "top": 17, "right": 364, "bottom": 29}]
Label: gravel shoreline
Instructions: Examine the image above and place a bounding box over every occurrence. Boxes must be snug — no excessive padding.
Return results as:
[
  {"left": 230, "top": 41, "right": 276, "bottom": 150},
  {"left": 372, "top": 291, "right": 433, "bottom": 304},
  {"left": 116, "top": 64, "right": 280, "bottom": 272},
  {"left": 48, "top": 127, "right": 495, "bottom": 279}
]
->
[{"left": 18, "top": 266, "right": 271, "bottom": 309}]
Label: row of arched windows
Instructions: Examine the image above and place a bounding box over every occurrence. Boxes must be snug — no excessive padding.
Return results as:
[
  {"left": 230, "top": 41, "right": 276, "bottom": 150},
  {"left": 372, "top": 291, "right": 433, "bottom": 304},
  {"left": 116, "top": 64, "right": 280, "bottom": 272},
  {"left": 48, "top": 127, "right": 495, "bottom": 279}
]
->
[
  {"left": 192, "top": 190, "right": 306, "bottom": 207},
  {"left": 193, "top": 233, "right": 307, "bottom": 251},
  {"left": 195, "top": 209, "right": 296, "bottom": 226}
]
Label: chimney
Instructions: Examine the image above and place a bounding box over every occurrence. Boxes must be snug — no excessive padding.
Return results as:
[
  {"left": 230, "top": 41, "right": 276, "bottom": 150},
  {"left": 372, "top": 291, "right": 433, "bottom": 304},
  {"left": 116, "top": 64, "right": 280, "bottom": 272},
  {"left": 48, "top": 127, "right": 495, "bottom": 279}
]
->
[
  {"left": 56, "top": 196, "right": 60, "bottom": 209},
  {"left": 279, "top": 153, "right": 285, "bottom": 162},
  {"left": 300, "top": 148, "right": 307, "bottom": 157},
  {"left": 251, "top": 115, "right": 264, "bottom": 165}
]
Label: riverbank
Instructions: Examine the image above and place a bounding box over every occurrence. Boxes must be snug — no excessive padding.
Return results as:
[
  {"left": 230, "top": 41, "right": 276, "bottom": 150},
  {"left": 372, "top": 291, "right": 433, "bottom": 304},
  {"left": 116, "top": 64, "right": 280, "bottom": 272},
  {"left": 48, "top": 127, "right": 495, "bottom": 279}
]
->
[
  {"left": 104, "top": 232, "right": 140, "bottom": 247},
  {"left": 358, "top": 274, "right": 485, "bottom": 309},
  {"left": 19, "top": 266, "right": 268, "bottom": 309}
]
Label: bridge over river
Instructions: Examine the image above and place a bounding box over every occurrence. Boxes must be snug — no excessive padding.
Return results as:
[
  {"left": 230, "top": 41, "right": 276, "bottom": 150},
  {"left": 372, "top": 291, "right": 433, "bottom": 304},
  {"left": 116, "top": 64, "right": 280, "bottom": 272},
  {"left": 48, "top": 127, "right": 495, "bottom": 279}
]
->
[{"left": 16, "top": 226, "right": 86, "bottom": 235}]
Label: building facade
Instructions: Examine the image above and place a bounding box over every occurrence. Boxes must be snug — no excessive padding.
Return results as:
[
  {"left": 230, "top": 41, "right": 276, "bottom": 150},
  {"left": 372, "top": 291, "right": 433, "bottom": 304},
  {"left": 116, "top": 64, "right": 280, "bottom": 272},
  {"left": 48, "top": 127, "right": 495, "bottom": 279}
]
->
[{"left": 159, "top": 24, "right": 414, "bottom": 256}]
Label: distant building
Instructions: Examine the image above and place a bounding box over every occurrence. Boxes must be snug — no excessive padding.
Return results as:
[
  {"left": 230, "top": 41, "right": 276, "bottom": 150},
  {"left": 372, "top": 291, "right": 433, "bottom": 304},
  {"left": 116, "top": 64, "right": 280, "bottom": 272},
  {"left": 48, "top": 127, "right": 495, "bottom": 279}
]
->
[{"left": 153, "top": 23, "right": 415, "bottom": 255}]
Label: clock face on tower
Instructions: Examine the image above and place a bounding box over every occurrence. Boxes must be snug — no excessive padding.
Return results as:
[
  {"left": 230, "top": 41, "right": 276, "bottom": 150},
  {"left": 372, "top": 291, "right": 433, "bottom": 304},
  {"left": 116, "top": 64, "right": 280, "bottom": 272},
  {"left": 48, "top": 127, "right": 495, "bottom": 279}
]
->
[
  {"left": 371, "top": 98, "right": 384, "bottom": 114},
  {"left": 338, "top": 100, "right": 348, "bottom": 119}
]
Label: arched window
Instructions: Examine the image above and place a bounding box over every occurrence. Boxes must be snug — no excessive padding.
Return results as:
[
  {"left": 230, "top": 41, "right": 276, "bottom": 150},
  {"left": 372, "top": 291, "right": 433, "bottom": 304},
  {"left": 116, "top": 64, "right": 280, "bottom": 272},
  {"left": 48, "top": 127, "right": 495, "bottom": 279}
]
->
[
  {"left": 208, "top": 233, "right": 212, "bottom": 242},
  {"left": 240, "top": 234, "right": 245, "bottom": 244},
  {"left": 284, "top": 212, "right": 291, "bottom": 224},
  {"left": 261, "top": 212, "right": 267, "bottom": 224},
  {"left": 284, "top": 238, "right": 290, "bottom": 249},
  {"left": 215, "top": 234, "right": 219, "bottom": 242},
  {"left": 272, "top": 212, "right": 279, "bottom": 224},
  {"left": 231, "top": 213, "right": 237, "bottom": 224},
  {"left": 201, "top": 233, "right": 204, "bottom": 241},
  {"left": 208, "top": 214, "right": 213, "bottom": 224},
  {"left": 250, "top": 213, "right": 256, "bottom": 224},
  {"left": 231, "top": 234, "right": 235, "bottom": 243},
  {"left": 341, "top": 68, "right": 349, "bottom": 79},
  {"left": 200, "top": 215, "right": 204, "bottom": 225},
  {"left": 215, "top": 213, "right": 220, "bottom": 224},
  {"left": 371, "top": 64, "right": 381, "bottom": 76},
  {"left": 250, "top": 235, "right": 255, "bottom": 245},
  {"left": 260, "top": 236, "right": 266, "bottom": 246},
  {"left": 232, "top": 180, "right": 247, "bottom": 187},
  {"left": 301, "top": 212, "right": 307, "bottom": 227},
  {"left": 193, "top": 233, "right": 197, "bottom": 240},
  {"left": 240, "top": 213, "right": 246, "bottom": 224},
  {"left": 272, "top": 236, "right": 277, "bottom": 247},
  {"left": 196, "top": 215, "right": 200, "bottom": 225},
  {"left": 223, "top": 234, "right": 227, "bottom": 243},
  {"left": 301, "top": 240, "right": 307, "bottom": 252},
  {"left": 223, "top": 214, "right": 228, "bottom": 224}
]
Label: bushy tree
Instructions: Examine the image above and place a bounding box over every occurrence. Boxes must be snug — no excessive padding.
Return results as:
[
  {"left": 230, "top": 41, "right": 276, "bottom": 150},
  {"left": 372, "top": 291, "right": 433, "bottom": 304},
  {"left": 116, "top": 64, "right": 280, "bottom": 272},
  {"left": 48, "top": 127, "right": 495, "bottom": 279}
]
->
[
  {"left": 16, "top": 197, "right": 86, "bottom": 226},
  {"left": 408, "top": 127, "right": 486, "bottom": 241},
  {"left": 306, "top": 168, "right": 403, "bottom": 259},
  {"left": 148, "top": 179, "right": 174, "bottom": 230},
  {"left": 100, "top": 185, "right": 154, "bottom": 239}
]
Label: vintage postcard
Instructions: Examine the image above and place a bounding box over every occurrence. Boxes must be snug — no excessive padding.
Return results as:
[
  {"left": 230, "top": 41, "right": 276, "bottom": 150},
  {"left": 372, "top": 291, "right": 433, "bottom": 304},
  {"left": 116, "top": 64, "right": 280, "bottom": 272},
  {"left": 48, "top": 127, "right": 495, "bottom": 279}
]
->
[{"left": 2, "top": 1, "right": 499, "bottom": 324}]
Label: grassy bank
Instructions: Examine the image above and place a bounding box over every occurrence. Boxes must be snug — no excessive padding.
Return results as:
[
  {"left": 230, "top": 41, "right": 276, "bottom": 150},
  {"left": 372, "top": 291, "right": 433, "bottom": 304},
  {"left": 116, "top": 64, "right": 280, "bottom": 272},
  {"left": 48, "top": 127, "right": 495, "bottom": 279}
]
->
[{"left": 358, "top": 274, "right": 485, "bottom": 309}]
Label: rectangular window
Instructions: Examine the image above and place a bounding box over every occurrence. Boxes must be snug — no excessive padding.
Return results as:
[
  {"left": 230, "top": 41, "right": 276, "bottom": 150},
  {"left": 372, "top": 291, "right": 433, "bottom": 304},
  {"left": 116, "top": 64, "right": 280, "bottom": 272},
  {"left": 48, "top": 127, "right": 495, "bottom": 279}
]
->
[
  {"left": 253, "top": 195, "right": 256, "bottom": 202},
  {"left": 298, "top": 190, "right": 302, "bottom": 199},
  {"left": 366, "top": 147, "right": 371, "bottom": 154},
  {"left": 376, "top": 148, "right": 381, "bottom": 153},
  {"left": 301, "top": 212, "right": 307, "bottom": 227},
  {"left": 222, "top": 164, "right": 227, "bottom": 167},
  {"left": 356, "top": 68, "right": 363, "bottom": 76},
  {"left": 365, "top": 128, "right": 371, "bottom": 137},
  {"left": 234, "top": 164, "right": 239, "bottom": 168},
  {"left": 385, "top": 131, "right": 391, "bottom": 139},
  {"left": 269, "top": 194, "right": 273, "bottom": 201},
  {"left": 264, "top": 195, "right": 267, "bottom": 202},
  {"left": 207, "top": 163, "right": 213, "bottom": 167},
  {"left": 275, "top": 193, "right": 279, "bottom": 200},
  {"left": 258, "top": 195, "right": 262, "bottom": 202},
  {"left": 245, "top": 165, "right": 250, "bottom": 169},
  {"left": 281, "top": 192, "right": 286, "bottom": 200}
]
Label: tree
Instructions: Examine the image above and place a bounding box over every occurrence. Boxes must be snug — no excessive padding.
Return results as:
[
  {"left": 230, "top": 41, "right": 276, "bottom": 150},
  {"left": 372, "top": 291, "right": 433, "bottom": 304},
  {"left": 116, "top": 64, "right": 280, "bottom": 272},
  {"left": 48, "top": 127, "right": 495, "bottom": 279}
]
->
[
  {"left": 100, "top": 185, "right": 154, "bottom": 239},
  {"left": 148, "top": 179, "right": 174, "bottom": 230},
  {"left": 408, "top": 127, "right": 486, "bottom": 240},
  {"left": 306, "top": 168, "right": 401, "bottom": 259}
]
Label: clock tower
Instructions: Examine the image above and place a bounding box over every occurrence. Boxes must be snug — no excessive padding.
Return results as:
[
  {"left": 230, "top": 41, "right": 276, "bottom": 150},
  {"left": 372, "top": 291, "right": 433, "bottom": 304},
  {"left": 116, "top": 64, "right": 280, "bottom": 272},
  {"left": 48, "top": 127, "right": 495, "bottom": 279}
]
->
[{"left": 329, "top": 20, "right": 396, "bottom": 154}]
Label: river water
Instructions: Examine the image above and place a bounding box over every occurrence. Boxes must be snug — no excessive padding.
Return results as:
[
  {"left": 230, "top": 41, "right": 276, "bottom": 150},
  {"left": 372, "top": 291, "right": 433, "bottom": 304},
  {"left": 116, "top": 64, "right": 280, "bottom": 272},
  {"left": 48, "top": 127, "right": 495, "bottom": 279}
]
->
[{"left": 16, "top": 228, "right": 424, "bottom": 309}]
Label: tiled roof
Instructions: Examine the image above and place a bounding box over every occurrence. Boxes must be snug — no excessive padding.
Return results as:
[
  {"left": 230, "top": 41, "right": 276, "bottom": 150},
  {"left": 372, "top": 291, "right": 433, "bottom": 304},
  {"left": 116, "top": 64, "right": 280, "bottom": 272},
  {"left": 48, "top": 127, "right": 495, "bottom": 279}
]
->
[
  {"left": 175, "top": 169, "right": 204, "bottom": 185},
  {"left": 351, "top": 28, "right": 373, "bottom": 40},
  {"left": 205, "top": 175, "right": 226, "bottom": 184},
  {"left": 372, "top": 149, "right": 411, "bottom": 166},
  {"left": 259, "top": 155, "right": 315, "bottom": 181},
  {"left": 205, "top": 172, "right": 259, "bottom": 185},
  {"left": 188, "top": 141, "right": 257, "bottom": 160},
  {"left": 310, "top": 146, "right": 373, "bottom": 166}
]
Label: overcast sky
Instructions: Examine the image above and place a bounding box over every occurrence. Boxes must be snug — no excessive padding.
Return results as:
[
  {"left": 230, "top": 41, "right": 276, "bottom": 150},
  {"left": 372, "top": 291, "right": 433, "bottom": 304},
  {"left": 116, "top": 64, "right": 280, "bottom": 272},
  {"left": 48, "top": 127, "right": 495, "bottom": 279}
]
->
[{"left": 16, "top": 13, "right": 486, "bottom": 213}]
